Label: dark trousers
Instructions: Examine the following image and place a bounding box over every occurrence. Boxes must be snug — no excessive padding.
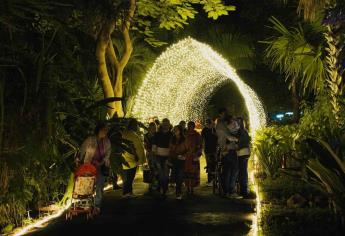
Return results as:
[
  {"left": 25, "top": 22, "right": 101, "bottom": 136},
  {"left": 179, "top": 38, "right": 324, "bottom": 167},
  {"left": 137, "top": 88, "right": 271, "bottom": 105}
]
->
[
  {"left": 169, "top": 158, "right": 176, "bottom": 183},
  {"left": 123, "top": 167, "right": 137, "bottom": 195},
  {"left": 221, "top": 150, "right": 239, "bottom": 194},
  {"left": 174, "top": 160, "right": 185, "bottom": 195},
  {"left": 205, "top": 153, "right": 216, "bottom": 183},
  {"left": 156, "top": 156, "right": 169, "bottom": 194},
  {"left": 238, "top": 156, "right": 249, "bottom": 195}
]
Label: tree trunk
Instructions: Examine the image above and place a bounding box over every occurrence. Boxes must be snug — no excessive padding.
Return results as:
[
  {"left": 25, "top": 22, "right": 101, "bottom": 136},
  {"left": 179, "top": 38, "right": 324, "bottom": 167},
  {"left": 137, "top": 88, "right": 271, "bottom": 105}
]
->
[
  {"left": 96, "top": 21, "right": 116, "bottom": 118},
  {"left": 114, "top": 65, "right": 124, "bottom": 117},
  {"left": 111, "top": 0, "right": 136, "bottom": 117},
  {"left": 324, "top": 25, "right": 343, "bottom": 126}
]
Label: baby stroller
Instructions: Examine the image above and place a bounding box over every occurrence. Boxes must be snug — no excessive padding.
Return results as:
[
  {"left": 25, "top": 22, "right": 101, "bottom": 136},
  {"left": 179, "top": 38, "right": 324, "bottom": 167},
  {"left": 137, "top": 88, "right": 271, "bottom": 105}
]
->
[{"left": 66, "top": 164, "right": 97, "bottom": 220}]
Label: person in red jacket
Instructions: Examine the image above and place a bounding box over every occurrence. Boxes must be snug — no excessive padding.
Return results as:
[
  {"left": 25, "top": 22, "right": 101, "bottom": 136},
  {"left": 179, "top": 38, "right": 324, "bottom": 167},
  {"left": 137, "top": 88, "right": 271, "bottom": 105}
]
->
[{"left": 184, "top": 121, "right": 202, "bottom": 195}]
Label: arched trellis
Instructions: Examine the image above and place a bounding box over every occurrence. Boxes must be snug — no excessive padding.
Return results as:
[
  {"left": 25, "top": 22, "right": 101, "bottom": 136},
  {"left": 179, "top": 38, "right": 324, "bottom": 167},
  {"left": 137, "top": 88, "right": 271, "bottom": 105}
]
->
[{"left": 131, "top": 37, "right": 266, "bottom": 137}]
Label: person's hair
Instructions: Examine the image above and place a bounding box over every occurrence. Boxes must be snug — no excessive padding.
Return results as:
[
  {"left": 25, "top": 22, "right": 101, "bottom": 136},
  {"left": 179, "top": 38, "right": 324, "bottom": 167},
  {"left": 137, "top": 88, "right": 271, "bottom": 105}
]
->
[
  {"left": 187, "top": 121, "right": 195, "bottom": 130},
  {"left": 224, "top": 115, "right": 234, "bottom": 124},
  {"left": 94, "top": 121, "right": 107, "bottom": 135},
  {"left": 179, "top": 120, "right": 186, "bottom": 126},
  {"left": 171, "top": 125, "right": 185, "bottom": 144},
  {"left": 237, "top": 117, "right": 245, "bottom": 130},
  {"left": 128, "top": 118, "right": 138, "bottom": 131},
  {"left": 154, "top": 118, "right": 160, "bottom": 126},
  {"left": 148, "top": 122, "right": 156, "bottom": 129},
  {"left": 162, "top": 118, "right": 170, "bottom": 124},
  {"left": 218, "top": 107, "right": 227, "bottom": 115}
]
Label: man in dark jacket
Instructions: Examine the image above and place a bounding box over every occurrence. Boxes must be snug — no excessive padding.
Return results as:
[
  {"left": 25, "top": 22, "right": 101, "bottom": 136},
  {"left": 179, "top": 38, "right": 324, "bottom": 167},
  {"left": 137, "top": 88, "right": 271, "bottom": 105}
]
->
[
  {"left": 152, "top": 118, "right": 173, "bottom": 196},
  {"left": 201, "top": 119, "right": 218, "bottom": 186}
]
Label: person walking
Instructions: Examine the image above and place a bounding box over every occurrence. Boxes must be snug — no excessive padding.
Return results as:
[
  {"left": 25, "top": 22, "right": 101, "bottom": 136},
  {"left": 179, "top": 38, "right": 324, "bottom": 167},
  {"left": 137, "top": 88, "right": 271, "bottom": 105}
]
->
[
  {"left": 223, "top": 116, "right": 241, "bottom": 199},
  {"left": 170, "top": 125, "right": 187, "bottom": 200},
  {"left": 79, "top": 122, "right": 111, "bottom": 215},
  {"left": 236, "top": 117, "right": 251, "bottom": 198},
  {"left": 201, "top": 119, "right": 218, "bottom": 186},
  {"left": 144, "top": 122, "right": 158, "bottom": 192},
  {"left": 121, "top": 119, "right": 146, "bottom": 198},
  {"left": 215, "top": 108, "right": 240, "bottom": 198},
  {"left": 184, "top": 121, "right": 202, "bottom": 195},
  {"left": 152, "top": 118, "right": 172, "bottom": 197},
  {"left": 179, "top": 120, "right": 187, "bottom": 135}
]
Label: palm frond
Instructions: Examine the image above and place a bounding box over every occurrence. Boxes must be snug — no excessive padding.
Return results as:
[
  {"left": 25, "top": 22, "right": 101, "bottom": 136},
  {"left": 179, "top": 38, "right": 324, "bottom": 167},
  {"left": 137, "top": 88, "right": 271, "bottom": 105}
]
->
[{"left": 263, "top": 16, "right": 327, "bottom": 95}]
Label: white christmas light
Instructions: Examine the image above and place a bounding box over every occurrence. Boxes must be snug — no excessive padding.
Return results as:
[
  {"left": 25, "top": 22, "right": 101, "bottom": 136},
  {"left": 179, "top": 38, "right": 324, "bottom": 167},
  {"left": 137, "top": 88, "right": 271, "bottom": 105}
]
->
[{"left": 132, "top": 37, "right": 266, "bottom": 137}]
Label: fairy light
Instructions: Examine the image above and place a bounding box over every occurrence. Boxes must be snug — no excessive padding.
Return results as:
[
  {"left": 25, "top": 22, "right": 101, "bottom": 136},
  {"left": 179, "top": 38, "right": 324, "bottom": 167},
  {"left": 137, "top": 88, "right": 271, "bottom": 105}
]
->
[
  {"left": 132, "top": 37, "right": 266, "bottom": 235},
  {"left": 131, "top": 37, "right": 266, "bottom": 137}
]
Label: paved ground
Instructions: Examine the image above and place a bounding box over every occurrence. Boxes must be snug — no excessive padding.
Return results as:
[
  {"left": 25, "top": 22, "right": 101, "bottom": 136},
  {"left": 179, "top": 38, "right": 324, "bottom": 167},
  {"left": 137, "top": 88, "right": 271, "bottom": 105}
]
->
[{"left": 28, "top": 161, "right": 256, "bottom": 236}]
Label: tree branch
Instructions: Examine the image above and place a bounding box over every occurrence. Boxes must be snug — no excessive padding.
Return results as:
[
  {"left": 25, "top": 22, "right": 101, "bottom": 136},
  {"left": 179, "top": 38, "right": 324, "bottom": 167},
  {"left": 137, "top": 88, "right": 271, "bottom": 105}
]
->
[
  {"left": 119, "top": 0, "right": 136, "bottom": 68},
  {"left": 106, "top": 39, "right": 119, "bottom": 86}
]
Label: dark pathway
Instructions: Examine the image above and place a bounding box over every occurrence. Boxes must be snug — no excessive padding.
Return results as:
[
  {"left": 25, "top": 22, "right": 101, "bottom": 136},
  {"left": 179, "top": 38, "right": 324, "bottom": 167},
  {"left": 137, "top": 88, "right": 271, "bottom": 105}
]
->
[{"left": 28, "top": 165, "right": 256, "bottom": 236}]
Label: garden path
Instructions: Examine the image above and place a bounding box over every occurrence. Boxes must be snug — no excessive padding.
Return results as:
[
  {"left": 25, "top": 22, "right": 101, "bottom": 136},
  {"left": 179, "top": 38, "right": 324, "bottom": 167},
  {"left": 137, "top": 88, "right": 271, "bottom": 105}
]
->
[{"left": 28, "top": 160, "right": 256, "bottom": 236}]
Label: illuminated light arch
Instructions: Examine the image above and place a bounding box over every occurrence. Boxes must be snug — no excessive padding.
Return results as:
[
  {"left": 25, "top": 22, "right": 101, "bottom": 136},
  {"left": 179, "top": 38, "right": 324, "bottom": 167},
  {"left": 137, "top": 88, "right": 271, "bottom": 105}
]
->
[{"left": 131, "top": 37, "right": 266, "bottom": 136}]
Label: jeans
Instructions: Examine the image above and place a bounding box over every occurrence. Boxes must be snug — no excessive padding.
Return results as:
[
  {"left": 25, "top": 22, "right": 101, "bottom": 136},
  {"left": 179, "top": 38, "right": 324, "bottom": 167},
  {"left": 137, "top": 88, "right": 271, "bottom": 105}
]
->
[
  {"left": 174, "top": 160, "right": 185, "bottom": 195},
  {"left": 221, "top": 150, "right": 239, "bottom": 194},
  {"left": 238, "top": 156, "right": 249, "bottom": 195},
  {"left": 95, "top": 172, "right": 105, "bottom": 207},
  {"left": 205, "top": 153, "right": 216, "bottom": 183},
  {"left": 156, "top": 156, "right": 170, "bottom": 194},
  {"left": 123, "top": 167, "right": 137, "bottom": 195}
]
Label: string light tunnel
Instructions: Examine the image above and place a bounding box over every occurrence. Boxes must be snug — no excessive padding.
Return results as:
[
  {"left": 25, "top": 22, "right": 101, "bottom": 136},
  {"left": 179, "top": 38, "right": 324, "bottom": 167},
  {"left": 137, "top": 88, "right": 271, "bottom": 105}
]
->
[
  {"left": 132, "top": 38, "right": 267, "bottom": 236},
  {"left": 132, "top": 37, "right": 266, "bottom": 137}
]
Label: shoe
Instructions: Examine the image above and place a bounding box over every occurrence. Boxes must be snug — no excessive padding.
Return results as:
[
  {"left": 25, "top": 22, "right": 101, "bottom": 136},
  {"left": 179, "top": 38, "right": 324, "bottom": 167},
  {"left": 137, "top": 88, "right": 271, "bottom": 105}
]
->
[
  {"left": 128, "top": 193, "right": 138, "bottom": 198},
  {"left": 228, "top": 193, "right": 243, "bottom": 199},
  {"left": 205, "top": 182, "right": 212, "bottom": 187},
  {"left": 176, "top": 195, "right": 182, "bottom": 200},
  {"left": 113, "top": 185, "right": 122, "bottom": 190},
  {"left": 122, "top": 193, "right": 131, "bottom": 199}
]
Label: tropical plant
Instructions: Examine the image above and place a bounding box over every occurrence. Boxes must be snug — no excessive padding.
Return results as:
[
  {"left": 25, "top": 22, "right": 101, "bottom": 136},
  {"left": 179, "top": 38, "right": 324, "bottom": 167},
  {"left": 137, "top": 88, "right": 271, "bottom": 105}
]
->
[
  {"left": 262, "top": 16, "right": 328, "bottom": 121},
  {"left": 254, "top": 125, "right": 298, "bottom": 178},
  {"left": 302, "top": 137, "right": 345, "bottom": 219},
  {"left": 276, "top": 0, "right": 345, "bottom": 125},
  {"left": 263, "top": 16, "right": 327, "bottom": 94}
]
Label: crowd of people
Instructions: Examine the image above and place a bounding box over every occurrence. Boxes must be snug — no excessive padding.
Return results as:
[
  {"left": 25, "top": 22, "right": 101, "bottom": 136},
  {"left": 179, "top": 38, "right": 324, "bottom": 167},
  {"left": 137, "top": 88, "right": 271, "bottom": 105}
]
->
[{"left": 78, "top": 107, "right": 251, "bottom": 215}]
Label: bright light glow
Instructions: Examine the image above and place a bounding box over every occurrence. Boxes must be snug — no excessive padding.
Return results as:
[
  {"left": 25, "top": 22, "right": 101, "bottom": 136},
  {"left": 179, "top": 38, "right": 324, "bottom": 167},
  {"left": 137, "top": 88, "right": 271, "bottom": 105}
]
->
[
  {"left": 132, "top": 37, "right": 266, "bottom": 137},
  {"left": 11, "top": 180, "right": 123, "bottom": 236},
  {"left": 12, "top": 202, "right": 72, "bottom": 236},
  {"left": 250, "top": 170, "right": 261, "bottom": 236},
  {"left": 285, "top": 112, "right": 293, "bottom": 116}
]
